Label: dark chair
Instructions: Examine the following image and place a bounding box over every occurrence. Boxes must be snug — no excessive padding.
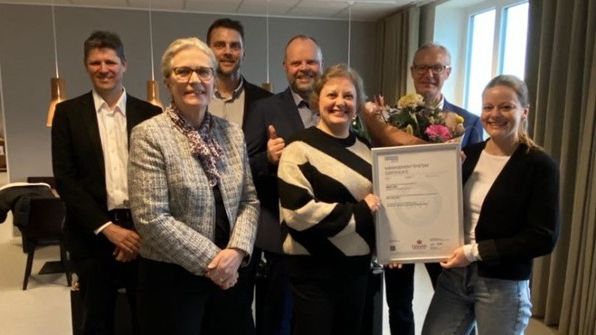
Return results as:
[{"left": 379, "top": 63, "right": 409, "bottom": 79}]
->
[
  {"left": 26, "top": 176, "right": 57, "bottom": 189},
  {"left": 21, "top": 197, "right": 72, "bottom": 290}
]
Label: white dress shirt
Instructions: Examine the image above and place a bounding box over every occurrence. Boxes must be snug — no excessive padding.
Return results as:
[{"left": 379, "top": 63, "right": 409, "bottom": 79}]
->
[{"left": 92, "top": 89, "right": 129, "bottom": 212}]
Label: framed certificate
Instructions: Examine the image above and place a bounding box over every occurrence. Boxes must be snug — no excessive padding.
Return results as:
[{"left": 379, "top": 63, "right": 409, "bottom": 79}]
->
[{"left": 372, "top": 143, "right": 464, "bottom": 264}]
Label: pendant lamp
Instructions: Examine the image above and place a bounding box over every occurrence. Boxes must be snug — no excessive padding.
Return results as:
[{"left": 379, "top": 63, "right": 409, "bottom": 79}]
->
[
  {"left": 146, "top": 0, "right": 163, "bottom": 108},
  {"left": 46, "top": 4, "right": 66, "bottom": 127},
  {"left": 261, "top": 0, "right": 273, "bottom": 92}
]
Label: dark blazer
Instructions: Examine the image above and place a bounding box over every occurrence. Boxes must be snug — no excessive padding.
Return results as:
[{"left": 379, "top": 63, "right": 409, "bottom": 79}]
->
[
  {"left": 444, "top": 99, "right": 483, "bottom": 147},
  {"left": 242, "top": 79, "right": 273, "bottom": 132},
  {"left": 0, "top": 184, "right": 54, "bottom": 228},
  {"left": 245, "top": 88, "right": 306, "bottom": 253},
  {"left": 51, "top": 92, "right": 161, "bottom": 259},
  {"left": 462, "top": 141, "right": 559, "bottom": 280}
]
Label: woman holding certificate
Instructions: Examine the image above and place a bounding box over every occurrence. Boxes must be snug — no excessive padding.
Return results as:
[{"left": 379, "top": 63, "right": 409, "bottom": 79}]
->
[
  {"left": 422, "top": 75, "right": 560, "bottom": 335},
  {"left": 277, "top": 64, "right": 381, "bottom": 335}
]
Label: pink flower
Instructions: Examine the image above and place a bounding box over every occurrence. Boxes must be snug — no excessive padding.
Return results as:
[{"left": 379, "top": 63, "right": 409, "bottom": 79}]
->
[{"left": 425, "top": 124, "right": 452, "bottom": 142}]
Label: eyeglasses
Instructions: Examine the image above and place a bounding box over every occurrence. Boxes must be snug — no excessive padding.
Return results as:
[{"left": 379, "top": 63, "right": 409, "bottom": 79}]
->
[
  {"left": 171, "top": 66, "right": 214, "bottom": 82},
  {"left": 411, "top": 64, "right": 451, "bottom": 74}
]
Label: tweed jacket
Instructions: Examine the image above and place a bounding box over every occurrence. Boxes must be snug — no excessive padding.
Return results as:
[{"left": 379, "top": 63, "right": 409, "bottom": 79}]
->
[{"left": 128, "top": 112, "right": 259, "bottom": 276}]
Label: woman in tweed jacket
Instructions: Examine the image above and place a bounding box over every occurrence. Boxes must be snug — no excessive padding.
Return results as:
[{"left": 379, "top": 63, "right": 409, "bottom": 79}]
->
[{"left": 128, "top": 37, "right": 259, "bottom": 335}]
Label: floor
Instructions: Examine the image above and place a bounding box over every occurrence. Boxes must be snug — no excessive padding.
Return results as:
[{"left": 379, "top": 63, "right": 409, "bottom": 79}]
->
[{"left": 0, "top": 172, "right": 558, "bottom": 334}]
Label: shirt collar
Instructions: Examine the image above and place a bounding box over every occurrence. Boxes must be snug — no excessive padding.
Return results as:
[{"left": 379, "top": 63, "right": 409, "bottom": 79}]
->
[
  {"left": 437, "top": 95, "right": 445, "bottom": 110},
  {"left": 92, "top": 88, "right": 127, "bottom": 115},
  {"left": 290, "top": 88, "right": 309, "bottom": 108},
  {"left": 214, "top": 76, "right": 245, "bottom": 100}
]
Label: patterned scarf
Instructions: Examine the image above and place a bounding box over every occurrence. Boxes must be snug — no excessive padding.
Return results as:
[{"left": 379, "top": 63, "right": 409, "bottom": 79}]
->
[{"left": 166, "top": 105, "right": 223, "bottom": 186}]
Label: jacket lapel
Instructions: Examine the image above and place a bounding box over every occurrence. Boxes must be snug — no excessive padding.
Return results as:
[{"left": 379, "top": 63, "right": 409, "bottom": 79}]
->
[
  {"left": 126, "top": 95, "right": 139, "bottom": 138},
  {"left": 80, "top": 92, "right": 105, "bottom": 172},
  {"left": 281, "top": 88, "right": 306, "bottom": 132}
]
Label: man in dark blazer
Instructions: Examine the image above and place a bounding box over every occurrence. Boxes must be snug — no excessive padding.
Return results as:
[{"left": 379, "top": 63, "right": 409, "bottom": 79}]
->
[
  {"left": 384, "top": 43, "right": 484, "bottom": 335},
  {"left": 206, "top": 17, "right": 273, "bottom": 333},
  {"left": 51, "top": 31, "right": 161, "bottom": 335},
  {"left": 245, "top": 35, "right": 323, "bottom": 335}
]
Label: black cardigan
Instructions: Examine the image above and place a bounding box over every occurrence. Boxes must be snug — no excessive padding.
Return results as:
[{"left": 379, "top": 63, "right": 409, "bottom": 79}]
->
[{"left": 462, "top": 141, "right": 560, "bottom": 280}]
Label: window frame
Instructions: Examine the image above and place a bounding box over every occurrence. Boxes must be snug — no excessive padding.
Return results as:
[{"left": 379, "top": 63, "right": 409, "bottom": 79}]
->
[{"left": 461, "top": 0, "right": 529, "bottom": 112}]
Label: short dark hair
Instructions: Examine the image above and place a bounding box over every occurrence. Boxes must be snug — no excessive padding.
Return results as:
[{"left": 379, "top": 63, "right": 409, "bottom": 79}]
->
[
  {"left": 83, "top": 31, "right": 126, "bottom": 62},
  {"left": 206, "top": 18, "right": 245, "bottom": 45}
]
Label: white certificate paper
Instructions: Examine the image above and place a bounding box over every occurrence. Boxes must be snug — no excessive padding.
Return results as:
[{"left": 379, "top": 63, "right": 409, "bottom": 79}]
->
[{"left": 372, "top": 143, "right": 464, "bottom": 264}]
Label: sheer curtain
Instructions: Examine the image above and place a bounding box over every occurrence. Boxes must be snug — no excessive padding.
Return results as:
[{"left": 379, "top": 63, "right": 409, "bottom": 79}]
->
[{"left": 526, "top": 0, "right": 596, "bottom": 334}]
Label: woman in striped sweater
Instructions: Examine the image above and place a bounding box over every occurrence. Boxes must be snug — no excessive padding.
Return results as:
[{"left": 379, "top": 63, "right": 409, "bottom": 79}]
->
[{"left": 277, "top": 64, "right": 381, "bottom": 335}]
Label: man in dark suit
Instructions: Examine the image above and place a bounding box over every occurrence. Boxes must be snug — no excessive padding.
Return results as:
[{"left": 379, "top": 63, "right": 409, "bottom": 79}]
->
[
  {"left": 245, "top": 35, "right": 323, "bottom": 335},
  {"left": 384, "top": 43, "right": 483, "bottom": 335},
  {"left": 206, "top": 17, "right": 273, "bottom": 333},
  {"left": 51, "top": 31, "right": 161, "bottom": 335}
]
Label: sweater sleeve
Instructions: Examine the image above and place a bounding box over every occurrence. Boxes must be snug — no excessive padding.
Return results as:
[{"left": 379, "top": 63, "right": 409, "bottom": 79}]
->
[{"left": 277, "top": 142, "right": 373, "bottom": 239}]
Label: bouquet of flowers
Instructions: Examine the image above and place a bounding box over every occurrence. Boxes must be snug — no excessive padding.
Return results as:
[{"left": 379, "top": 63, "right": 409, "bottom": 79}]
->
[{"left": 382, "top": 93, "right": 465, "bottom": 143}]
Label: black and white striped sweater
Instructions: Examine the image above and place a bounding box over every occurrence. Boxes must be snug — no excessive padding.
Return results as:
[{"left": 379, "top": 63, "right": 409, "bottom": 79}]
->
[{"left": 277, "top": 127, "right": 375, "bottom": 260}]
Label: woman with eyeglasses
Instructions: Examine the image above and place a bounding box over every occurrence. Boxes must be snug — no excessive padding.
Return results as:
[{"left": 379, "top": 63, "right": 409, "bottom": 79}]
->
[
  {"left": 128, "top": 37, "right": 259, "bottom": 335},
  {"left": 421, "top": 75, "right": 560, "bottom": 335}
]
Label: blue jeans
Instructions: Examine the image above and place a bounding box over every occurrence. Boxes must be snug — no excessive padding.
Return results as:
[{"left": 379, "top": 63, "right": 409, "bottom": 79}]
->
[{"left": 421, "top": 264, "right": 532, "bottom": 335}]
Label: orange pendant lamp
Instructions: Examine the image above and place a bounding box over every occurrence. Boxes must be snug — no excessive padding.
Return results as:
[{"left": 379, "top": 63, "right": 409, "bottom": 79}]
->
[
  {"left": 261, "top": 0, "right": 273, "bottom": 92},
  {"left": 46, "top": 4, "right": 66, "bottom": 127},
  {"left": 146, "top": 0, "right": 163, "bottom": 109},
  {"left": 47, "top": 77, "right": 66, "bottom": 127}
]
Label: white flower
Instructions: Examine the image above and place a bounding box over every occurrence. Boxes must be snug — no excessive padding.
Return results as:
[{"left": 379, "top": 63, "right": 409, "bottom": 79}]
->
[{"left": 397, "top": 93, "right": 424, "bottom": 109}]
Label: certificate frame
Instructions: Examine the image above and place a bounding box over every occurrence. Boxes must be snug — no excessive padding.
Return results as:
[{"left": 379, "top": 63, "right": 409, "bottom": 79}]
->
[{"left": 372, "top": 142, "right": 464, "bottom": 264}]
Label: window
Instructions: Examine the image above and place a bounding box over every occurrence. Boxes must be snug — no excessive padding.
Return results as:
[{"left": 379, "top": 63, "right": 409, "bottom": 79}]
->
[
  {"left": 463, "top": 0, "right": 529, "bottom": 114},
  {"left": 501, "top": 2, "right": 529, "bottom": 76},
  {"left": 466, "top": 9, "right": 496, "bottom": 118}
]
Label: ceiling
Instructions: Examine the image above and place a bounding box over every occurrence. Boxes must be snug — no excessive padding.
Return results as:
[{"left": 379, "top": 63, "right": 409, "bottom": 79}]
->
[{"left": 0, "top": 0, "right": 426, "bottom": 21}]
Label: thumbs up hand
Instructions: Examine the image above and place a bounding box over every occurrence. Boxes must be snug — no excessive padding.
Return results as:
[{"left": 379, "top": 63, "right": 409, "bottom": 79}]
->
[
  {"left": 268, "top": 125, "right": 278, "bottom": 140},
  {"left": 267, "top": 125, "right": 285, "bottom": 164}
]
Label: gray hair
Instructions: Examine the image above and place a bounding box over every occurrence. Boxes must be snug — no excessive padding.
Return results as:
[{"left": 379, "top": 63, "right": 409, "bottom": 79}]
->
[
  {"left": 161, "top": 37, "right": 217, "bottom": 79},
  {"left": 413, "top": 42, "right": 452, "bottom": 65}
]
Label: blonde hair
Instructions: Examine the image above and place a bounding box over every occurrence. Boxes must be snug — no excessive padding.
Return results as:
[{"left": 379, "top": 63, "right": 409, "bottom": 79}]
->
[
  {"left": 309, "top": 64, "right": 367, "bottom": 115},
  {"left": 483, "top": 74, "right": 539, "bottom": 150},
  {"left": 161, "top": 37, "right": 217, "bottom": 79}
]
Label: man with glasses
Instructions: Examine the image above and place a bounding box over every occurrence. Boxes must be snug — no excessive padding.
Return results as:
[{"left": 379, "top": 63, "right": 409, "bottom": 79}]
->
[
  {"left": 410, "top": 43, "right": 482, "bottom": 147},
  {"left": 51, "top": 31, "right": 161, "bottom": 334},
  {"left": 384, "top": 43, "right": 482, "bottom": 335}
]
